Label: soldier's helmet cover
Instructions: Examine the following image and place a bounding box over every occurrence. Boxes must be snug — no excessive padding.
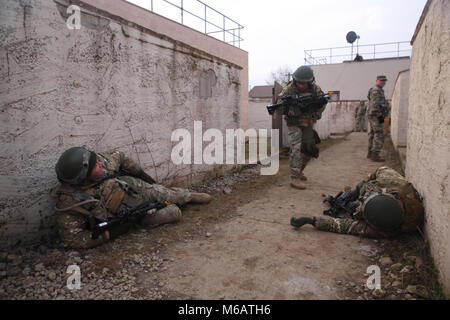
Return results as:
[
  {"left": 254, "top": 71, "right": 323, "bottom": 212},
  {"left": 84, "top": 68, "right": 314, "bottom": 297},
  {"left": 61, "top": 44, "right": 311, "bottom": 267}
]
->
[
  {"left": 293, "top": 66, "right": 315, "bottom": 84},
  {"left": 55, "top": 146, "right": 97, "bottom": 185},
  {"left": 362, "top": 192, "right": 405, "bottom": 232}
]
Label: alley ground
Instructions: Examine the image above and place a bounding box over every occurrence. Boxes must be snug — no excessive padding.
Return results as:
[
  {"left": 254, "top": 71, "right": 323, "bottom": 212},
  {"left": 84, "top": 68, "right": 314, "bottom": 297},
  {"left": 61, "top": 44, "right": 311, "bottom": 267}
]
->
[
  {"left": 158, "top": 132, "right": 387, "bottom": 299},
  {"left": 1, "top": 133, "right": 444, "bottom": 300}
]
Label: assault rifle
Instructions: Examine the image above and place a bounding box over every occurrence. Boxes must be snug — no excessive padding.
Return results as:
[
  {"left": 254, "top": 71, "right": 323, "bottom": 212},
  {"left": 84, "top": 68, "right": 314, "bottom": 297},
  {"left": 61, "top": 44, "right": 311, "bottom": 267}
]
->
[
  {"left": 321, "top": 189, "right": 357, "bottom": 218},
  {"left": 267, "top": 93, "right": 330, "bottom": 116},
  {"left": 91, "top": 200, "right": 169, "bottom": 239}
]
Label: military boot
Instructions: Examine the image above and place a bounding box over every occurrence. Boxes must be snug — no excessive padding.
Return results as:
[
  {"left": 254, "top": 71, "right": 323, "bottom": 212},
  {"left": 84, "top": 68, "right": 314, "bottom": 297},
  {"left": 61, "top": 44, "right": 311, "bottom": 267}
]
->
[
  {"left": 290, "top": 216, "right": 316, "bottom": 228},
  {"left": 290, "top": 177, "right": 306, "bottom": 190},
  {"left": 367, "top": 151, "right": 373, "bottom": 159},
  {"left": 371, "top": 153, "right": 385, "bottom": 162},
  {"left": 300, "top": 173, "right": 308, "bottom": 181},
  {"left": 140, "top": 205, "right": 181, "bottom": 227},
  {"left": 190, "top": 193, "right": 212, "bottom": 204}
]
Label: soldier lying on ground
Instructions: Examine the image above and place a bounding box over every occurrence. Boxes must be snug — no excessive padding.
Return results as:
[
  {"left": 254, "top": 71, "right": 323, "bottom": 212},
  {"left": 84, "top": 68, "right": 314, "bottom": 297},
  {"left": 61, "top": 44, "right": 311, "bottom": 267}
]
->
[
  {"left": 54, "top": 146, "right": 211, "bottom": 249},
  {"left": 290, "top": 167, "right": 424, "bottom": 238}
]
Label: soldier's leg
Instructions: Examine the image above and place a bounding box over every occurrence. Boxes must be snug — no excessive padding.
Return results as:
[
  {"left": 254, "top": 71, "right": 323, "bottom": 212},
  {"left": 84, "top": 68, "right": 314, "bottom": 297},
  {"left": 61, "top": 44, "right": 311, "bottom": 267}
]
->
[
  {"left": 315, "top": 216, "right": 381, "bottom": 238},
  {"left": 140, "top": 204, "right": 182, "bottom": 227},
  {"left": 367, "top": 118, "right": 376, "bottom": 157},
  {"left": 287, "top": 125, "right": 303, "bottom": 179},
  {"left": 372, "top": 123, "right": 385, "bottom": 155},
  {"left": 299, "top": 154, "right": 311, "bottom": 181},
  {"left": 144, "top": 184, "right": 192, "bottom": 206}
]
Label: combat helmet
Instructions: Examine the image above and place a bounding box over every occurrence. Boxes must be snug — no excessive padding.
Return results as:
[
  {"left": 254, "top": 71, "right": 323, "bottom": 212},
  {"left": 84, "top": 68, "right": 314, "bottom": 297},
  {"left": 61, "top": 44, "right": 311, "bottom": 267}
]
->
[
  {"left": 361, "top": 192, "right": 405, "bottom": 232},
  {"left": 293, "top": 65, "right": 315, "bottom": 84},
  {"left": 55, "top": 146, "right": 97, "bottom": 185}
]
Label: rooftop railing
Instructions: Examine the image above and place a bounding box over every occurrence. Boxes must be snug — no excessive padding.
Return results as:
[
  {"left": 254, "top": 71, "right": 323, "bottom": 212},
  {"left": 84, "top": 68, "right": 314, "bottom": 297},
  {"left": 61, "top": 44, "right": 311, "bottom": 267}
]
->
[
  {"left": 127, "top": 0, "right": 244, "bottom": 48},
  {"left": 304, "top": 41, "right": 412, "bottom": 65}
]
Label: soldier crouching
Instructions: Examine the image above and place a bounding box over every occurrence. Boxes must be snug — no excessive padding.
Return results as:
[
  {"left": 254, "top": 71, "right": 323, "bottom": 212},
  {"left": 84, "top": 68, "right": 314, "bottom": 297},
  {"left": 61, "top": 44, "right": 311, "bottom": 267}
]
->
[
  {"left": 54, "top": 146, "right": 211, "bottom": 249},
  {"left": 290, "top": 167, "right": 424, "bottom": 238}
]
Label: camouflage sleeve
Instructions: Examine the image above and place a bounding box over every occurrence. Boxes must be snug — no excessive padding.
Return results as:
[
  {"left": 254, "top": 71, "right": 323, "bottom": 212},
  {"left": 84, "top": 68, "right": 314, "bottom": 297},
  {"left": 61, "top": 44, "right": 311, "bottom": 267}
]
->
[
  {"left": 57, "top": 212, "right": 108, "bottom": 249},
  {"left": 368, "top": 89, "right": 387, "bottom": 117},
  {"left": 113, "top": 151, "right": 157, "bottom": 184},
  {"left": 314, "top": 85, "right": 327, "bottom": 118},
  {"left": 105, "top": 151, "right": 144, "bottom": 176},
  {"left": 277, "top": 86, "right": 290, "bottom": 104}
]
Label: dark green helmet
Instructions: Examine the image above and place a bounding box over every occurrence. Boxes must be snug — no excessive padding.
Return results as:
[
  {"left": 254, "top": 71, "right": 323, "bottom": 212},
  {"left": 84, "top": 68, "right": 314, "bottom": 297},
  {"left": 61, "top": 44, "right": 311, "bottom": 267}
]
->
[
  {"left": 293, "top": 66, "right": 315, "bottom": 83},
  {"left": 55, "top": 146, "right": 97, "bottom": 185},
  {"left": 362, "top": 192, "right": 405, "bottom": 232}
]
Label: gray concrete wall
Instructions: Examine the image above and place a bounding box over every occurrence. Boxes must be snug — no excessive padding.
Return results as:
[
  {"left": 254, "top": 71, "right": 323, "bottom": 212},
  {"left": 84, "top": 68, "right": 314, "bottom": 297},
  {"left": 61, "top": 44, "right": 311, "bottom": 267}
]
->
[
  {"left": 0, "top": 0, "right": 246, "bottom": 247},
  {"left": 248, "top": 98, "right": 272, "bottom": 135},
  {"left": 406, "top": 0, "right": 450, "bottom": 296},
  {"left": 390, "top": 70, "right": 410, "bottom": 149},
  {"left": 311, "top": 58, "right": 411, "bottom": 100}
]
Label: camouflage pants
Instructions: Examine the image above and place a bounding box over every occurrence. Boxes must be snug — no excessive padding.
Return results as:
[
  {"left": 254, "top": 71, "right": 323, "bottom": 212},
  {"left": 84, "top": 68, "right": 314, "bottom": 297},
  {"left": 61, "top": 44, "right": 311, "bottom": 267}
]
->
[
  {"left": 315, "top": 216, "right": 383, "bottom": 238},
  {"left": 368, "top": 116, "right": 385, "bottom": 154},
  {"left": 287, "top": 126, "right": 312, "bottom": 178},
  {"left": 119, "top": 176, "right": 192, "bottom": 206},
  {"left": 355, "top": 117, "right": 365, "bottom": 132}
]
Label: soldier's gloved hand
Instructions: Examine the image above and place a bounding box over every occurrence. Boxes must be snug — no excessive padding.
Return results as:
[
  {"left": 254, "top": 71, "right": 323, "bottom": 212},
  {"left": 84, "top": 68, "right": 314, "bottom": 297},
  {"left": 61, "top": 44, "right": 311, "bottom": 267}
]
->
[{"left": 378, "top": 116, "right": 385, "bottom": 124}]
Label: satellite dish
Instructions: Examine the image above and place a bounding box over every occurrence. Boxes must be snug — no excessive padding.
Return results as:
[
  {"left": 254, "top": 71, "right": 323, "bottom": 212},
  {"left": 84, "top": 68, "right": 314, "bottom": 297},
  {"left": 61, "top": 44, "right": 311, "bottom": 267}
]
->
[{"left": 346, "top": 31, "right": 359, "bottom": 44}]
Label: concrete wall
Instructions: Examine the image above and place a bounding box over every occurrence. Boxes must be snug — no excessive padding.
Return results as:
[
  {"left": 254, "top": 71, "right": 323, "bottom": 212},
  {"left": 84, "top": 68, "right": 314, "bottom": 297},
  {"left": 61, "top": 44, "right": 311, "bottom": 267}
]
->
[
  {"left": 311, "top": 58, "right": 411, "bottom": 100},
  {"left": 0, "top": 0, "right": 247, "bottom": 247},
  {"left": 406, "top": 0, "right": 450, "bottom": 296},
  {"left": 390, "top": 70, "right": 410, "bottom": 149},
  {"left": 248, "top": 98, "right": 272, "bottom": 135}
]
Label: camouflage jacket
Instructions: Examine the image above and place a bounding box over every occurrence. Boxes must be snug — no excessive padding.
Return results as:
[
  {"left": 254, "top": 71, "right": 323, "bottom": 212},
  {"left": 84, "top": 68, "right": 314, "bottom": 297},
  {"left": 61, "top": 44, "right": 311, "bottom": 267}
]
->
[
  {"left": 55, "top": 151, "right": 155, "bottom": 249},
  {"left": 367, "top": 85, "right": 388, "bottom": 118},
  {"left": 355, "top": 167, "right": 424, "bottom": 234},
  {"left": 277, "top": 82, "right": 327, "bottom": 127}
]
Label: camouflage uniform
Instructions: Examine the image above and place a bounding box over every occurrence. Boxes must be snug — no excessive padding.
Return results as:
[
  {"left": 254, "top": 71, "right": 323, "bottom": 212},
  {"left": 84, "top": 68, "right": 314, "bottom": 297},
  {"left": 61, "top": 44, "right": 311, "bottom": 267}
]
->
[
  {"left": 367, "top": 86, "right": 389, "bottom": 156},
  {"left": 354, "top": 101, "right": 367, "bottom": 132},
  {"left": 315, "top": 167, "right": 424, "bottom": 238},
  {"left": 277, "top": 82, "right": 326, "bottom": 179},
  {"left": 55, "top": 151, "right": 192, "bottom": 249}
]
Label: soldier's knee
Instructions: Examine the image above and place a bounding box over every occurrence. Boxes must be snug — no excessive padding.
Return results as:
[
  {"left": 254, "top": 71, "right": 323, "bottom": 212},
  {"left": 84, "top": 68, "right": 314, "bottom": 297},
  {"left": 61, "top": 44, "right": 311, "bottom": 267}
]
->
[{"left": 140, "top": 204, "right": 182, "bottom": 228}]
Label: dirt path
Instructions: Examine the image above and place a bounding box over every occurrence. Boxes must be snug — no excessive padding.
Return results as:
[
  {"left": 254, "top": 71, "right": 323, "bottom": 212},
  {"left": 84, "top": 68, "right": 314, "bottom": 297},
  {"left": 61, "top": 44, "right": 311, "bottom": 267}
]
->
[
  {"left": 153, "top": 133, "right": 386, "bottom": 299},
  {"left": 5, "top": 132, "right": 439, "bottom": 300}
]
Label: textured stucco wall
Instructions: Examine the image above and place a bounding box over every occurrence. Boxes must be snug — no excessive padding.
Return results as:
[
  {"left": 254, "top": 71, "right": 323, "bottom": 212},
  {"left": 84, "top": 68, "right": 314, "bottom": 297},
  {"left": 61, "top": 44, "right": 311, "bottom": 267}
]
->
[
  {"left": 0, "top": 0, "right": 244, "bottom": 247},
  {"left": 406, "top": 0, "right": 450, "bottom": 296},
  {"left": 390, "top": 70, "right": 410, "bottom": 148}
]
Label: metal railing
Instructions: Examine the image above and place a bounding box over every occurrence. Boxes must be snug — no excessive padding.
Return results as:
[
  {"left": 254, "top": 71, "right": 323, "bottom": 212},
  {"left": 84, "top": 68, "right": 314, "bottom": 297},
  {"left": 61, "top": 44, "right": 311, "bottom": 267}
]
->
[
  {"left": 127, "top": 0, "right": 244, "bottom": 48},
  {"left": 304, "top": 41, "right": 411, "bottom": 65}
]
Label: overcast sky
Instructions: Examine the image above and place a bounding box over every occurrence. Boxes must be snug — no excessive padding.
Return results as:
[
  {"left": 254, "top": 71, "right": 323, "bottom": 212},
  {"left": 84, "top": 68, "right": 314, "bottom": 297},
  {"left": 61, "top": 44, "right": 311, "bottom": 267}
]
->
[{"left": 128, "top": 0, "right": 427, "bottom": 88}]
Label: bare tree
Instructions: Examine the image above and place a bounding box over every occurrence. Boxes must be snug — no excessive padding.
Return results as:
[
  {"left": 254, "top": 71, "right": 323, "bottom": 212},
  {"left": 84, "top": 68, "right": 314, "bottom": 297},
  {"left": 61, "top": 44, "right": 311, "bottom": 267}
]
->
[{"left": 265, "top": 66, "right": 293, "bottom": 86}]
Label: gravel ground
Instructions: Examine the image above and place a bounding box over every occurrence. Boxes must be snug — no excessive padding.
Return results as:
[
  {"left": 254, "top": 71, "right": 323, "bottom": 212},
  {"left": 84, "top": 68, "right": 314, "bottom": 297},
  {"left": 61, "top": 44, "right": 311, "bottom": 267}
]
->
[
  {"left": 0, "top": 139, "right": 444, "bottom": 300},
  {"left": 0, "top": 165, "right": 263, "bottom": 300}
]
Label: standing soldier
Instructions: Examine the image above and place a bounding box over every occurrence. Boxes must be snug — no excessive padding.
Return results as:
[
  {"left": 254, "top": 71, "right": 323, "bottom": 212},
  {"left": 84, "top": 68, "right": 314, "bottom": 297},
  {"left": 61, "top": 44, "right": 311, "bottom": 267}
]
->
[
  {"left": 367, "top": 75, "right": 389, "bottom": 162},
  {"left": 277, "top": 66, "right": 328, "bottom": 190},
  {"left": 54, "top": 146, "right": 211, "bottom": 249},
  {"left": 354, "top": 100, "right": 367, "bottom": 132}
]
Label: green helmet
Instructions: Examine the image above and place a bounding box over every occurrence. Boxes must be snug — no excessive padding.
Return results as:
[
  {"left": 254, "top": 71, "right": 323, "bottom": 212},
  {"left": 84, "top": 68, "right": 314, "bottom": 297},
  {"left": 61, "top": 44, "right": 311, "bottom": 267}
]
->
[
  {"left": 55, "top": 146, "right": 97, "bottom": 185},
  {"left": 293, "top": 66, "right": 315, "bottom": 83},
  {"left": 362, "top": 192, "right": 405, "bottom": 232}
]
